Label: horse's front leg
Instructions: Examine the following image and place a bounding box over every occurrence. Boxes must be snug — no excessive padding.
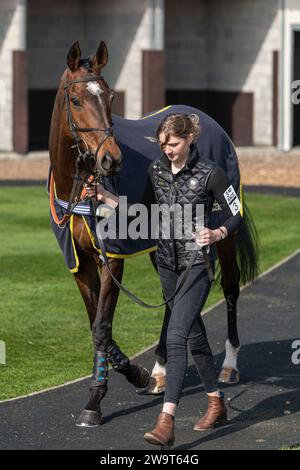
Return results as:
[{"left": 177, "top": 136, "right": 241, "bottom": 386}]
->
[
  {"left": 97, "top": 259, "right": 150, "bottom": 389},
  {"left": 216, "top": 235, "right": 241, "bottom": 385},
  {"left": 77, "top": 257, "right": 149, "bottom": 427},
  {"left": 76, "top": 257, "right": 122, "bottom": 427}
]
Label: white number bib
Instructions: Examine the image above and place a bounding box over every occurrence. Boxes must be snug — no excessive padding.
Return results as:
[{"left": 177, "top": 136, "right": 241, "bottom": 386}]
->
[{"left": 223, "top": 185, "right": 241, "bottom": 216}]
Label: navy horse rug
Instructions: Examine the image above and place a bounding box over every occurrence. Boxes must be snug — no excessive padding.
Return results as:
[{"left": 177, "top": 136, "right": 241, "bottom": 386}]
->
[{"left": 49, "top": 104, "right": 242, "bottom": 273}]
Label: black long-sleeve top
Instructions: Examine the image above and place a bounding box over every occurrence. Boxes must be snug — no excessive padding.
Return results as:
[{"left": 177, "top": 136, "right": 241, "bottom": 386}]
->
[{"left": 206, "top": 166, "right": 242, "bottom": 234}]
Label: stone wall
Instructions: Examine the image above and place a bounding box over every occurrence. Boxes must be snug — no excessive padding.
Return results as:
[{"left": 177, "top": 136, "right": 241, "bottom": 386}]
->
[
  {"left": 165, "top": 0, "right": 281, "bottom": 146},
  {"left": 27, "top": 0, "right": 154, "bottom": 118},
  {"left": 0, "top": 0, "right": 26, "bottom": 151}
]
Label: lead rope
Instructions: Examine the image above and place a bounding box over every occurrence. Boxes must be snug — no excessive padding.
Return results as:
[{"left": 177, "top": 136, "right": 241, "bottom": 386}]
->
[{"left": 91, "top": 198, "right": 207, "bottom": 309}]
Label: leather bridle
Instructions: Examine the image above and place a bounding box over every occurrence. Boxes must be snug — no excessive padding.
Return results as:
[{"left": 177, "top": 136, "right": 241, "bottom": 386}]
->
[{"left": 64, "top": 74, "right": 114, "bottom": 163}]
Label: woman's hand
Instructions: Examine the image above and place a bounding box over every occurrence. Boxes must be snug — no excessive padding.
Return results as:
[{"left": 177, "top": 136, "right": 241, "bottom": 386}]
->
[
  {"left": 85, "top": 183, "right": 104, "bottom": 200},
  {"left": 192, "top": 227, "right": 226, "bottom": 247},
  {"left": 85, "top": 183, "right": 119, "bottom": 208}
]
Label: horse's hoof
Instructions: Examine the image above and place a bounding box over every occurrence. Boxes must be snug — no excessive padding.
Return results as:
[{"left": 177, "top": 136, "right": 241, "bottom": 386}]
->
[
  {"left": 136, "top": 366, "right": 151, "bottom": 388},
  {"left": 149, "top": 374, "right": 166, "bottom": 394},
  {"left": 138, "top": 374, "right": 166, "bottom": 395},
  {"left": 75, "top": 409, "right": 102, "bottom": 427},
  {"left": 218, "top": 367, "right": 240, "bottom": 384},
  {"left": 128, "top": 364, "right": 151, "bottom": 389}
]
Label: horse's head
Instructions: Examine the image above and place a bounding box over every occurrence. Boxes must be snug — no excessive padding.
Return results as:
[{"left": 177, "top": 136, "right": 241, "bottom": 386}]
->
[{"left": 63, "top": 41, "right": 122, "bottom": 177}]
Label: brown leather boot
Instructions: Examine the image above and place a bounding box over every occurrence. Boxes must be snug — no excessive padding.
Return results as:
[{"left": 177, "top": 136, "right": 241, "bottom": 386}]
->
[
  {"left": 194, "top": 392, "right": 227, "bottom": 431},
  {"left": 144, "top": 412, "right": 175, "bottom": 449}
]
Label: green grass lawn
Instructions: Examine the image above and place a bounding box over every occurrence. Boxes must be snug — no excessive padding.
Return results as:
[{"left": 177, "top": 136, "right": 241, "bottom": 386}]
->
[
  {"left": 282, "top": 445, "right": 300, "bottom": 450},
  {"left": 0, "top": 187, "right": 299, "bottom": 400}
]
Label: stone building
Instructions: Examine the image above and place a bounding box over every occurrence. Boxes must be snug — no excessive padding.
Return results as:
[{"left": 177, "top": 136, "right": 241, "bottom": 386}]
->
[{"left": 0, "top": 0, "right": 299, "bottom": 152}]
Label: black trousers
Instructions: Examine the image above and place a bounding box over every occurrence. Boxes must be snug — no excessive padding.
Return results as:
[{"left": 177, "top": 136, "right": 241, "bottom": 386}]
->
[{"left": 158, "top": 262, "right": 218, "bottom": 405}]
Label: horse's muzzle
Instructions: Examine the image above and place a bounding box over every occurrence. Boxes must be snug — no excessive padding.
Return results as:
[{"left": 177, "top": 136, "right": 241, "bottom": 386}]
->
[{"left": 100, "top": 152, "right": 122, "bottom": 175}]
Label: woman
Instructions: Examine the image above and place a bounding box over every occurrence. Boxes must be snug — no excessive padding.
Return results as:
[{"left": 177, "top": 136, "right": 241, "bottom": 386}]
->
[{"left": 87, "top": 113, "right": 242, "bottom": 448}]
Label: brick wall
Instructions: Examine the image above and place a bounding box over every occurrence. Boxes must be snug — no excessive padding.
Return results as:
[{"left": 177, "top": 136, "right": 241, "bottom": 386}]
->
[
  {"left": 1, "top": 0, "right": 284, "bottom": 151},
  {"left": 0, "top": 0, "right": 26, "bottom": 151},
  {"left": 165, "top": 0, "right": 281, "bottom": 146},
  {"left": 165, "top": 0, "right": 208, "bottom": 89},
  {"left": 208, "top": 0, "right": 280, "bottom": 146},
  {"left": 27, "top": 0, "right": 154, "bottom": 118}
]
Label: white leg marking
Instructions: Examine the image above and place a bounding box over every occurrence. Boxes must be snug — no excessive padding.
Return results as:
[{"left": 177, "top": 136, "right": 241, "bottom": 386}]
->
[
  {"left": 221, "top": 339, "right": 240, "bottom": 371},
  {"left": 151, "top": 360, "right": 166, "bottom": 377}
]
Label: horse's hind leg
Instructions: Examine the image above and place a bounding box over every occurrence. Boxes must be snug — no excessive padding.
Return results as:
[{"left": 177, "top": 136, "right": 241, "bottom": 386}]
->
[
  {"left": 216, "top": 236, "right": 241, "bottom": 385},
  {"left": 142, "top": 302, "right": 170, "bottom": 395},
  {"left": 143, "top": 251, "right": 167, "bottom": 395}
]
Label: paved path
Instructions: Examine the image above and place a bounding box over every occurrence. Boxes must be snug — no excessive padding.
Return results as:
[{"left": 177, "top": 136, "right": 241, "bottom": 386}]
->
[{"left": 0, "top": 251, "right": 299, "bottom": 450}]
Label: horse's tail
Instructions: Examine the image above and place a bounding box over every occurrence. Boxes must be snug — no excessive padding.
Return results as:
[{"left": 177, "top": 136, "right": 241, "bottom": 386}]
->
[{"left": 236, "top": 192, "right": 260, "bottom": 284}]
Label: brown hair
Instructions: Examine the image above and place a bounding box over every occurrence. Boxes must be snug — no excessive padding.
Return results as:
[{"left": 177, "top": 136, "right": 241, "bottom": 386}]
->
[{"left": 155, "top": 113, "right": 201, "bottom": 146}]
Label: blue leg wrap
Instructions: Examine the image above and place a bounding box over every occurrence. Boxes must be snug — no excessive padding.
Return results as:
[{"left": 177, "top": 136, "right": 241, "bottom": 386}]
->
[
  {"left": 90, "top": 351, "right": 108, "bottom": 388},
  {"left": 106, "top": 340, "right": 129, "bottom": 371}
]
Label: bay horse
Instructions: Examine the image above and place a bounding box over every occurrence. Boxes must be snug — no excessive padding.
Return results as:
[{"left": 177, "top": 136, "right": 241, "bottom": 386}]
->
[{"left": 49, "top": 41, "right": 259, "bottom": 427}]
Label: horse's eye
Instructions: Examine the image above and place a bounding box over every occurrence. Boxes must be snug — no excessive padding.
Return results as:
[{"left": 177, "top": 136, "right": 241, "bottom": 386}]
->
[{"left": 71, "top": 96, "right": 81, "bottom": 107}]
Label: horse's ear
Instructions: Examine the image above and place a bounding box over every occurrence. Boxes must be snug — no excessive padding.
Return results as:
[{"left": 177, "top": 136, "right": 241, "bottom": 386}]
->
[
  {"left": 92, "top": 41, "right": 108, "bottom": 70},
  {"left": 67, "top": 41, "right": 82, "bottom": 72}
]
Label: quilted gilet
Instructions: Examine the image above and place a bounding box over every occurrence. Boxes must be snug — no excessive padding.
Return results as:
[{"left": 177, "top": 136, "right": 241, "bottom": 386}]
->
[{"left": 149, "top": 144, "right": 216, "bottom": 271}]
